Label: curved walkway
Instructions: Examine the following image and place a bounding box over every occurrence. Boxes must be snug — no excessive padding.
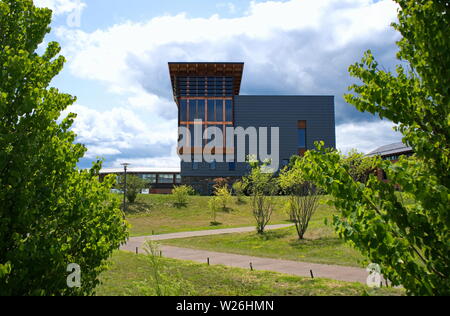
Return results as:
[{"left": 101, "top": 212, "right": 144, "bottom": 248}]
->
[{"left": 120, "top": 224, "right": 369, "bottom": 284}]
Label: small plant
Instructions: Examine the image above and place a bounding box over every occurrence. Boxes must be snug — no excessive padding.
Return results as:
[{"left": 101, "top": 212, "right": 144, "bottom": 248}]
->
[
  {"left": 208, "top": 197, "right": 222, "bottom": 226},
  {"left": 232, "top": 180, "right": 246, "bottom": 203},
  {"left": 171, "top": 185, "right": 194, "bottom": 208},
  {"left": 214, "top": 185, "right": 233, "bottom": 212},
  {"left": 142, "top": 240, "right": 195, "bottom": 296},
  {"left": 243, "top": 159, "right": 278, "bottom": 234}
]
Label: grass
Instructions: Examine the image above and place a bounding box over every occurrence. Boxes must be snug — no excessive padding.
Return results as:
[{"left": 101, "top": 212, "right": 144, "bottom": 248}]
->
[
  {"left": 95, "top": 251, "right": 404, "bottom": 296},
  {"left": 124, "top": 194, "right": 291, "bottom": 237},
  {"left": 159, "top": 200, "right": 367, "bottom": 268}
]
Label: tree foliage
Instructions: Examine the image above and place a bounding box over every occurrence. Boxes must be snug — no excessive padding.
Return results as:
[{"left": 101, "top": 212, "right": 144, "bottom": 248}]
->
[
  {"left": 294, "top": 0, "right": 449, "bottom": 295},
  {"left": 0, "top": 0, "right": 128, "bottom": 295},
  {"left": 171, "top": 185, "right": 194, "bottom": 208},
  {"left": 117, "top": 174, "right": 148, "bottom": 204},
  {"left": 342, "top": 149, "right": 378, "bottom": 184},
  {"left": 243, "top": 160, "right": 278, "bottom": 234},
  {"left": 232, "top": 180, "right": 246, "bottom": 203},
  {"left": 279, "top": 166, "right": 321, "bottom": 239}
]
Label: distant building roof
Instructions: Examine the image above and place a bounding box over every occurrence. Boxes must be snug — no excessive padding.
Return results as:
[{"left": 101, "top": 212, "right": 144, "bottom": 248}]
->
[
  {"left": 100, "top": 167, "right": 181, "bottom": 174},
  {"left": 367, "top": 142, "right": 413, "bottom": 157}
]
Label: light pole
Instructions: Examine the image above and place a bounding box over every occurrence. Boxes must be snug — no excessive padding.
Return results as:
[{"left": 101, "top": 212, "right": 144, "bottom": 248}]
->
[{"left": 121, "top": 163, "right": 130, "bottom": 212}]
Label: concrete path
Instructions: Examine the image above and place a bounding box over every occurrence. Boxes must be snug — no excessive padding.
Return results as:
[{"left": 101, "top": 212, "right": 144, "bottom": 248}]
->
[
  {"left": 126, "top": 224, "right": 294, "bottom": 244},
  {"left": 121, "top": 224, "right": 369, "bottom": 284}
]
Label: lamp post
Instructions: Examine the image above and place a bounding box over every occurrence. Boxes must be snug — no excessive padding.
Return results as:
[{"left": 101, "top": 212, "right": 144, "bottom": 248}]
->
[{"left": 120, "top": 163, "right": 130, "bottom": 212}]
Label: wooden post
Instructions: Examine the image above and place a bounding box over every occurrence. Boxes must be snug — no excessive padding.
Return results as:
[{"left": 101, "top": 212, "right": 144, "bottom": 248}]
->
[
  {"left": 310, "top": 270, "right": 314, "bottom": 279},
  {"left": 250, "top": 262, "right": 253, "bottom": 271},
  {"left": 135, "top": 247, "right": 138, "bottom": 254},
  {"left": 207, "top": 258, "right": 210, "bottom": 265}
]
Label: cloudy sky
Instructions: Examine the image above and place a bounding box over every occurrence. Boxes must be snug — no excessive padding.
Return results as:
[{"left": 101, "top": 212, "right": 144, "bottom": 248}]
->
[{"left": 35, "top": 0, "right": 404, "bottom": 169}]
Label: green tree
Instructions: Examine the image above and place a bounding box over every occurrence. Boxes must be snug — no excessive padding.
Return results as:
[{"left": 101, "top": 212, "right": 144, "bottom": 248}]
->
[
  {"left": 232, "top": 180, "right": 246, "bottom": 203},
  {"left": 279, "top": 166, "right": 321, "bottom": 239},
  {"left": 342, "top": 149, "right": 377, "bottom": 184},
  {"left": 243, "top": 159, "right": 278, "bottom": 234},
  {"left": 117, "top": 174, "right": 148, "bottom": 204},
  {"left": 214, "top": 185, "right": 232, "bottom": 212},
  {"left": 0, "top": 0, "right": 128, "bottom": 295},
  {"left": 171, "top": 185, "right": 194, "bottom": 208},
  {"left": 295, "top": 0, "right": 449, "bottom": 295}
]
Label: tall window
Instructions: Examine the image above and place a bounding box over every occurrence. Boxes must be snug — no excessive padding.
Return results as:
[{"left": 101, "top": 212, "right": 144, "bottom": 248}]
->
[
  {"left": 197, "top": 100, "right": 205, "bottom": 121},
  {"left": 298, "top": 120, "right": 307, "bottom": 156},
  {"left": 180, "top": 100, "right": 187, "bottom": 121},
  {"left": 207, "top": 100, "right": 215, "bottom": 121},
  {"left": 215, "top": 100, "right": 223, "bottom": 121},
  {"left": 188, "top": 99, "right": 196, "bottom": 121},
  {"left": 225, "top": 100, "right": 232, "bottom": 122}
]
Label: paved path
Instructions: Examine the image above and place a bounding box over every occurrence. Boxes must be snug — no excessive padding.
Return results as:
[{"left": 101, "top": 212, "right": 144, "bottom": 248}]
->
[
  {"left": 121, "top": 224, "right": 368, "bottom": 284},
  {"left": 125, "top": 224, "right": 294, "bottom": 244}
]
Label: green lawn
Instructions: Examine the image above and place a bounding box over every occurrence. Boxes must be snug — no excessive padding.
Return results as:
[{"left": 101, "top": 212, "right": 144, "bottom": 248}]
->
[
  {"left": 124, "top": 194, "right": 291, "bottom": 237},
  {"left": 158, "top": 199, "right": 366, "bottom": 267},
  {"left": 95, "top": 251, "right": 403, "bottom": 296}
]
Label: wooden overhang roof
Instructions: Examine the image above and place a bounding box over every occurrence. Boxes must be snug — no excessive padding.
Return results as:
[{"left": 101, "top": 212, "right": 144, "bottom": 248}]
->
[{"left": 168, "top": 62, "right": 244, "bottom": 100}]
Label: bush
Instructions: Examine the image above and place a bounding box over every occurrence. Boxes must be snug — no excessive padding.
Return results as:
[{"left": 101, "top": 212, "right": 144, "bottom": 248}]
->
[
  {"left": 117, "top": 174, "right": 148, "bottom": 204},
  {"left": 171, "top": 185, "right": 194, "bottom": 208},
  {"left": 232, "top": 181, "right": 246, "bottom": 203},
  {"left": 214, "top": 186, "right": 232, "bottom": 212}
]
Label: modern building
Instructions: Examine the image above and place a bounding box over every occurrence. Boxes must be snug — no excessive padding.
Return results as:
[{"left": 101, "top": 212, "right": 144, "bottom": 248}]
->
[
  {"left": 99, "top": 167, "right": 181, "bottom": 194},
  {"left": 169, "top": 62, "right": 336, "bottom": 195},
  {"left": 367, "top": 142, "right": 414, "bottom": 182}
]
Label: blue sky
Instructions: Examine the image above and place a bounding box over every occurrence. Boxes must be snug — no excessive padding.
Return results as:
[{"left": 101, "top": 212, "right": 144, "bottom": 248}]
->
[{"left": 35, "top": 0, "right": 403, "bottom": 169}]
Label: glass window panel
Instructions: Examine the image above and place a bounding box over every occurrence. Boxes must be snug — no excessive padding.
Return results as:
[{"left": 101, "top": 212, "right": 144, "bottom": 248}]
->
[
  {"left": 298, "top": 129, "right": 306, "bottom": 148},
  {"left": 189, "top": 125, "right": 195, "bottom": 147},
  {"left": 225, "top": 100, "right": 232, "bottom": 122},
  {"left": 180, "top": 100, "right": 187, "bottom": 121},
  {"left": 158, "top": 174, "right": 174, "bottom": 184},
  {"left": 197, "top": 100, "right": 205, "bottom": 120},
  {"left": 175, "top": 174, "right": 181, "bottom": 184},
  {"left": 207, "top": 100, "right": 215, "bottom": 121},
  {"left": 141, "top": 174, "right": 157, "bottom": 184},
  {"left": 188, "top": 100, "right": 196, "bottom": 121},
  {"left": 216, "top": 100, "right": 223, "bottom": 121}
]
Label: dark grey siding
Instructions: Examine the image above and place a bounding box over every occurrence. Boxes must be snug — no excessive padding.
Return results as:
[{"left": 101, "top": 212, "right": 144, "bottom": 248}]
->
[{"left": 181, "top": 95, "right": 335, "bottom": 178}]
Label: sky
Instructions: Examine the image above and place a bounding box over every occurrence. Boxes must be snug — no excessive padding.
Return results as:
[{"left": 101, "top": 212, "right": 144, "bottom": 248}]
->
[{"left": 34, "top": 0, "right": 404, "bottom": 169}]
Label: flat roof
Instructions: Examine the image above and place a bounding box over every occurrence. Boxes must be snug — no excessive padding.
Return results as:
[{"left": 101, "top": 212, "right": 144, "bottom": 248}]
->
[
  {"left": 168, "top": 62, "right": 244, "bottom": 98},
  {"left": 100, "top": 167, "right": 180, "bottom": 174}
]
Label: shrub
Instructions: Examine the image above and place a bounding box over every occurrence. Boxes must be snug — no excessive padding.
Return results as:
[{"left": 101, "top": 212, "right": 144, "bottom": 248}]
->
[
  {"left": 117, "top": 174, "right": 148, "bottom": 204},
  {"left": 214, "top": 186, "right": 232, "bottom": 212},
  {"left": 232, "top": 181, "right": 246, "bottom": 203},
  {"left": 171, "top": 185, "right": 194, "bottom": 208}
]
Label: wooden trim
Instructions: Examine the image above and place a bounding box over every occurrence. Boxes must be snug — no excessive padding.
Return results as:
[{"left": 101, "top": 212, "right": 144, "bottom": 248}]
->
[{"left": 297, "top": 120, "right": 307, "bottom": 129}]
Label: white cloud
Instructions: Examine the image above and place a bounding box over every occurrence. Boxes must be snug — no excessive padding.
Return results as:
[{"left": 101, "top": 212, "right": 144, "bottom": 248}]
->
[
  {"left": 336, "top": 120, "right": 403, "bottom": 155},
  {"left": 62, "top": 104, "right": 178, "bottom": 167},
  {"left": 35, "top": 0, "right": 86, "bottom": 16},
  {"left": 53, "top": 0, "right": 403, "bottom": 167}
]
